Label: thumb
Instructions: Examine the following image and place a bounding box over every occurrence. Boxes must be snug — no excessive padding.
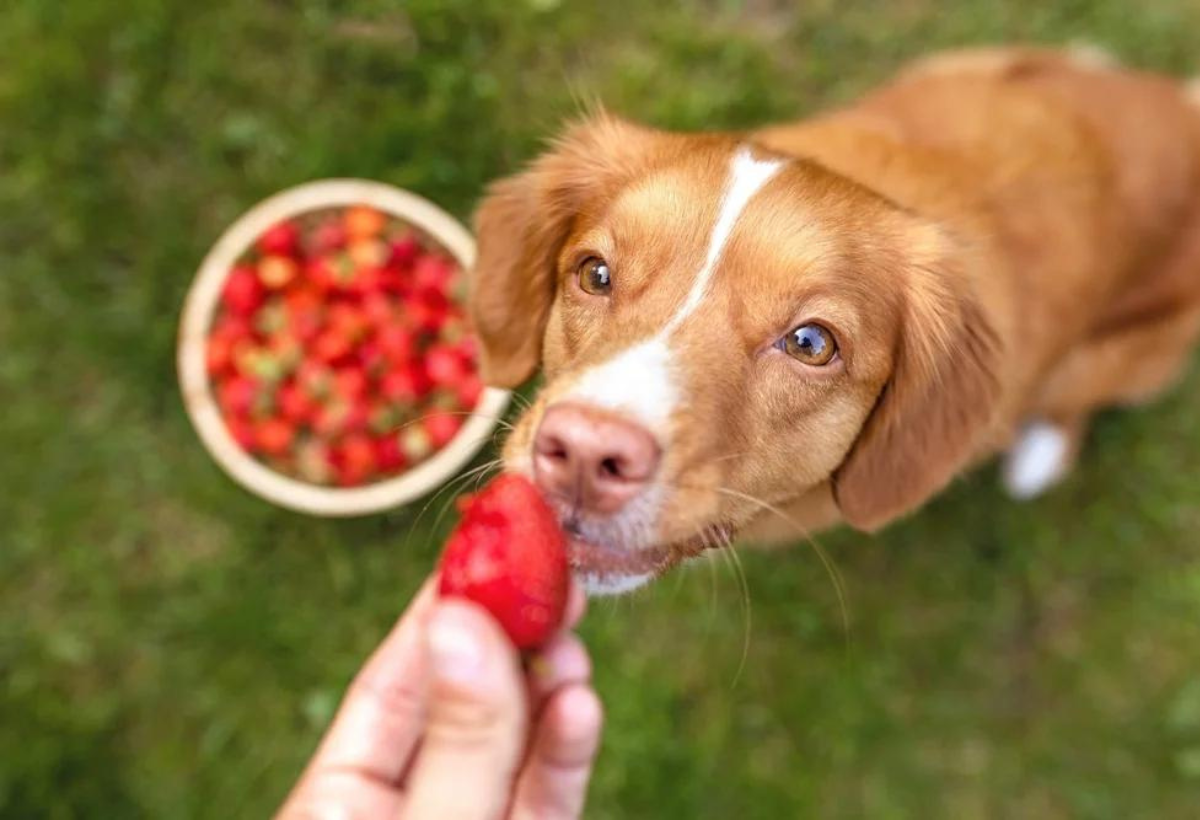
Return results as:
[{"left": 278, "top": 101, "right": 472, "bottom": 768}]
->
[{"left": 400, "top": 600, "right": 528, "bottom": 820}]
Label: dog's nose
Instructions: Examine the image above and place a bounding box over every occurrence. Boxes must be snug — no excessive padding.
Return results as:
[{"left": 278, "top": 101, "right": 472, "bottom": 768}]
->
[{"left": 533, "top": 403, "right": 661, "bottom": 515}]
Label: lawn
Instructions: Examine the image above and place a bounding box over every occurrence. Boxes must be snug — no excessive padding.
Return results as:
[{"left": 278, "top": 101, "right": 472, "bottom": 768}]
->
[{"left": 3, "top": 0, "right": 1200, "bottom": 817}]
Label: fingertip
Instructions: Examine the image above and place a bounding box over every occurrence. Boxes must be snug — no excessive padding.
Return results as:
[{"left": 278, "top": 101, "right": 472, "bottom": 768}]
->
[
  {"left": 564, "top": 577, "right": 587, "bottom": 628},
  {"left": 528, "top": 633, "right": 591, "bottom": 699},
  {"left": 426, "top": 599, "right": 517, "bottom": 689},
  {"left": 547, "top": 684, "right": 603, "bottom": 750}
]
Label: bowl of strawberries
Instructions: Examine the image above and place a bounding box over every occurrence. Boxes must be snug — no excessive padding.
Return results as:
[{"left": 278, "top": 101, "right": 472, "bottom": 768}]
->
[{"left": 178, "top": 179, "right": 509, "bottom": 516}]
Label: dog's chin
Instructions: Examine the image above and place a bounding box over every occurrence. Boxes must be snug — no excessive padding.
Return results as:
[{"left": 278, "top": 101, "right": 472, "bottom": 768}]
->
[
  {"left": 567, "top": 537, "right": 671, "bottom": 596},
  {"left": 567, "top": 530, "right": 727, "bottom": 597}
]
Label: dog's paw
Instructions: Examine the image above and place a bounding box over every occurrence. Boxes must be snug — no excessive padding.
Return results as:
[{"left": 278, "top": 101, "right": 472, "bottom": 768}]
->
[{"left": 1002, "top": 421, "right": 1072, "bottom": 500}]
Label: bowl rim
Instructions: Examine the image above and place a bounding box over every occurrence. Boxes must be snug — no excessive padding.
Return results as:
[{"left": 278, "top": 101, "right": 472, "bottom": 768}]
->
[{"left": 178, "top": 178, "right": 510, "bottom": 517}]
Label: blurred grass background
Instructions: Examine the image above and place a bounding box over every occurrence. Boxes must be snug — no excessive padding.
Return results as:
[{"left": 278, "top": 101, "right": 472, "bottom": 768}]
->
[{"left": 4, "top": 0, "right": 1200, "bottom": 817}]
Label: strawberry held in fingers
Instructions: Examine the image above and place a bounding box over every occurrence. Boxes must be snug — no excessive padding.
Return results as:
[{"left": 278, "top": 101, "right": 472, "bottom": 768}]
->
[{"left": 438, "top": 474, "right": 570, "bottom": 650}]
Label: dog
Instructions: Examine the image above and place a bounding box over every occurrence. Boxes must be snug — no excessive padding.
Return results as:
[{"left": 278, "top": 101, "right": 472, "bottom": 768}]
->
[{"left": 466, "top": 46, "right": 1200, "bottom": 595}]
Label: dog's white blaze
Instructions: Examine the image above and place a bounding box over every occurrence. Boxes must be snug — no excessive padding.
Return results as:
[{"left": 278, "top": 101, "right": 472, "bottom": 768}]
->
[
  {"left": 1003, "top": 420, "right": 1069, "bottom": 500},
  {"left": 568, "top": 336, "right": 677, "bottom": 431},
  {"left": 563, "top": 146, "right": 784, "bottom": 432},
  {"left": 663, "top": 148, "right": 786, "bottom": 334}
]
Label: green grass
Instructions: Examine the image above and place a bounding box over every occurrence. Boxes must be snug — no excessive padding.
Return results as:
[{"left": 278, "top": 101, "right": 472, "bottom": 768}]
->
[{"left": 4, "top": 0, "right": 1200, "bottom": 816}]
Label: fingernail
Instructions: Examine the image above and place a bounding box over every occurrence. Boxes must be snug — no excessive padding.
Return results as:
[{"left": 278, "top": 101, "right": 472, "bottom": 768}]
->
[{"left": 428, "top": 607, "right": 485, "bottom": 684}]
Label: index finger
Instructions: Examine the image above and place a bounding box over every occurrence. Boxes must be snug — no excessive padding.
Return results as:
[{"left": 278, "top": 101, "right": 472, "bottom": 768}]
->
[{"left": 302, "top": 576, "right": 439, "bottom": 784}]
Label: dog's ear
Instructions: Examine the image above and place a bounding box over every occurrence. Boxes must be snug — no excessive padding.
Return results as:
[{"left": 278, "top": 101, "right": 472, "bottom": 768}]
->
[
  {"left": 833, "top": 227, "right": 1001, "bottom": 531},
  {"left": 470, "top": 113, "right": 666, "bottom": 387}
]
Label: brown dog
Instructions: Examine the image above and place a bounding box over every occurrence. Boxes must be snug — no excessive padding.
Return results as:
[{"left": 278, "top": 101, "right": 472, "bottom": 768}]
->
[{"left": 467, "top": 46, "right": 1200, "bottom": 594}]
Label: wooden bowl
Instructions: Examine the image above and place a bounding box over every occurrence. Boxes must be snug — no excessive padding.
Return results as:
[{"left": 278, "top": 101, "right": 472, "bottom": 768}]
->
[{"left": 178, "top": 179, "right": 509, "bottom": 516}]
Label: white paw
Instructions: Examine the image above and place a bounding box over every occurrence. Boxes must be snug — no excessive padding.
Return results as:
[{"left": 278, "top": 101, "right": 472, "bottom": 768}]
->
[
  {"left": 1186, "top": 77, "right": 1200, "bottom": 111},
  {"left": 1002, "top": 421, "right": 1070, "bottom": 500},
  {"left": 1066, "top": 41, "right": 1119, "bottom": 70}
]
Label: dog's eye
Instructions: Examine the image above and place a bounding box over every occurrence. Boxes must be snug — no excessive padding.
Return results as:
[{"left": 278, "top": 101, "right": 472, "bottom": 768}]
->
[
  {"left": 577, "top": 256, "right": 611, "bottom": 296},
  {"left": 778, "top": 323, "right": 837, "bottom": 366}
]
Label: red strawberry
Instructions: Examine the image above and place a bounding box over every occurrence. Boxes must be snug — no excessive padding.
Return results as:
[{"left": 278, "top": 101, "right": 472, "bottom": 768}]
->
[
  {"left": 257, "top": 221, "right": 300, "bottom": 256},
  {"left": 304, "top": 255, "right": 339, "bottom": 294},
  {"left": 311, "top": 220, "right": 348, "bottom": 254},
  {"left": 380, "top": 364, "right": 429, "bottom": 403},
  {"left": 211, "top": 313, "right": 255, "bottom": 344},
  {"left": 456, "top": 373, "right": 484, "bottom": 409},
  {"left": 413, "top": 254, "right": 456, "bottom": 292},
  {"left": 407, "top": 299, "right": 446, "bottom": 334},
  {"left": 254, "top": 417, "right": 295, "bottom": 456},
  {"left": 333, "top": 366, "right": 369, "bottom": 402},
  {"left": 438, "top": 474, "right": 569, "bottom": 649},
  {"left": 328, "top": 302, "right": 369, "bottom": 343},
  {"left": 223, "top": 413, "right": 257, "bottom": 451},
  {"left": 221, "top": 264, "right": 264, "bottom": 315},
  {"left": 216, "top": 375, "right": 260, "bottom": 417},
  {"left": 283, "top": 287, "right": 325, "bottom": 342},
  {"left": 376, "top": 325, "right": 415, "bottom": 363},
  {"left": 375, "top": 434, "right": 406, "bottom": 473},
  {"left": 358, "top": 340, "right": 387, "bottom": 376},
  {"left": 277, "top": 381, "right": 313, "bottom": 425},
  {"left": 258, "top": 255, "right": 298, "bottom": 289},
  {"left": 206, "top": 334, "right": 235, "bottom": 377},
  {"left": 424, "top": 411, "right": 462, "bottom": 448},
  {"left": 362, "top": 292, "right": 395, "bottom": 328},
  {"left": 343, "top": 399, "right": 371, "bottom": 434},
  {"left": 334, "top": 433, "right": 377, "bottom": 485},
  {"left": 345, "top": 205, "right": 386, "bottom": 240},
  {"left": 418, "top": 285, "right": 450, "bottom": 314},
  {"left": 388, "top": 235, "right": 420, "bottom": 269},
  {"left": 348, "top": 264, "right": 386, "bottom": 298},
  {"left": 377, "top": 266, "right": 408, "bottom": 295},
  {"left": 425, "top": 344, "right": 468, "bottom": 387},
  {"left": 313, "top": 329, "right": 353, "bottom": 364}
]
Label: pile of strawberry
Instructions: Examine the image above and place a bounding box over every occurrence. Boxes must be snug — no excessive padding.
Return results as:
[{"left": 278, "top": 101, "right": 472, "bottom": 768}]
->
[{"left": 206, "top": 205, "right": 482, "bottom": 486}]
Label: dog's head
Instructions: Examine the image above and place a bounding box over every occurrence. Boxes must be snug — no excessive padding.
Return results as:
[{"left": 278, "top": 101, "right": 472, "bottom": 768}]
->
[{"left": 470, "top": 114, "right": 999, "bottom": 594}]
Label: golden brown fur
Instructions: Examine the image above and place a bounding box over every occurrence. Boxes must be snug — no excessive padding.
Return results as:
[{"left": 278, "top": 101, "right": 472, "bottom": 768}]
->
[{"left": 469, "top": 46, "right": 1200, "bottom": 577}]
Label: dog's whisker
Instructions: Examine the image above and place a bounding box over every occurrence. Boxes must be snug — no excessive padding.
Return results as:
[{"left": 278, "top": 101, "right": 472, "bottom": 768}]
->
[
  {"left": 713, "top": 523, "right": 752, "bottom": 688},
  {"left": 698, "top": 525, "right": 722, "bottom": 631},
  {"left": 413, "top": 457, "right": 504, "bottom": 538},
  {"left": 708, "top": 451, "right": 751, "bottom": 465},
  {"left": 710, "top": 486, "right": 852, "bottom": 651},
  {"left": 506, "top": 390, "right": 535, "bottom": 413},
  {"left": 383, "top": 408, "right": 514, "bottom": 438}
]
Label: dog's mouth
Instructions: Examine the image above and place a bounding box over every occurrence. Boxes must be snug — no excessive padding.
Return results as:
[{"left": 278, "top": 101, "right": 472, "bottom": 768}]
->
[{"left": 563, "top": 519, "right": 731, "bottom": 596}]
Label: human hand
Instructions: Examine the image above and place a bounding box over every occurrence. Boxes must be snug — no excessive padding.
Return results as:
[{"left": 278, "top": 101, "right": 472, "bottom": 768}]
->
[{"left": 277, "top": 576, "right": 600, "bottom": 819}]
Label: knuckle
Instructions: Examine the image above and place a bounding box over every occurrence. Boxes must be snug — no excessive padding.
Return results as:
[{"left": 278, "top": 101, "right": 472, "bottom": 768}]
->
[
  {"left": 349, "top": 673, "right": 424, "bottom": 719},
  {"left": 426, "top": 696, "right": 515, "bottom": 747}
]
